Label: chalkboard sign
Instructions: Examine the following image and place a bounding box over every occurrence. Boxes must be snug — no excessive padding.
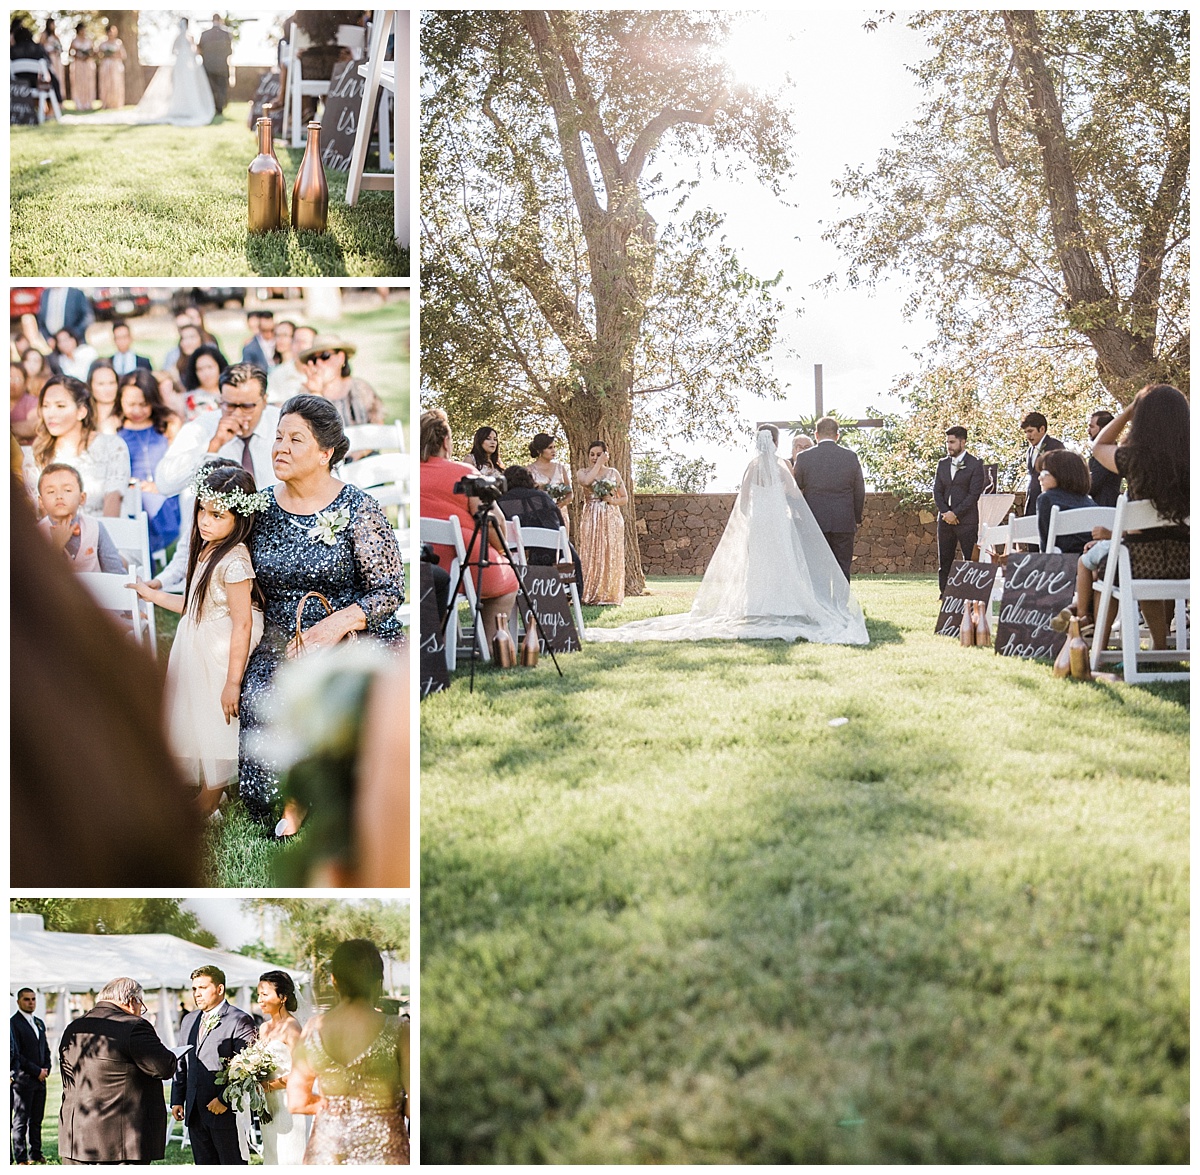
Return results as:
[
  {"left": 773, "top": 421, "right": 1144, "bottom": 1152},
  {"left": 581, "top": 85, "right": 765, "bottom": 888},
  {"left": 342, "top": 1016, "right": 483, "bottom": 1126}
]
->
[
  {"left": 935, "top": 559, "right": 1000, "bottom": 637},
  {"left": 248, "top": 69, "right": 284, "bottom": 135},
  {"left": 11, "top": 75, "right": 41, "bottom": 126},
  {"left": 994, "top": 552, "right": 1077, "bottom": 660},
  {"left": 319, "top": 60, "right": 368, "bottom": 172},
  {"left": 517, "top": 565, "right": 581, "bottom": 653},
  {"left": 419, "top": 561, "right": 449, "bottom": 699}
]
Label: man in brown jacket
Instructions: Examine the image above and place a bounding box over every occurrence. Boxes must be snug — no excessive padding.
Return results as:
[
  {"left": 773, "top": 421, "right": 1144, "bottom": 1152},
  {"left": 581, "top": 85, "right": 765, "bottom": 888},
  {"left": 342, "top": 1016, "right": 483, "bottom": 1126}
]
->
[{"left": 58, "top": 977, "right": 178, "bottom": 1165}]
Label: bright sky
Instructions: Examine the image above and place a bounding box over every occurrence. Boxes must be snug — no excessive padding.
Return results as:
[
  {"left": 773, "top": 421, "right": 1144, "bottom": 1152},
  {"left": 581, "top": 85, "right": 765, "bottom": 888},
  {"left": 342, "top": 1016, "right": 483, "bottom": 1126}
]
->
[
  {"left": 181, "top": 898, "right": 411, "bottom": 953},
  {"left": 646, "top": 10, "right": 935, "bottom": 489},
  {"left": 137, "top": 10, "right": 283, "bottom": 66}
]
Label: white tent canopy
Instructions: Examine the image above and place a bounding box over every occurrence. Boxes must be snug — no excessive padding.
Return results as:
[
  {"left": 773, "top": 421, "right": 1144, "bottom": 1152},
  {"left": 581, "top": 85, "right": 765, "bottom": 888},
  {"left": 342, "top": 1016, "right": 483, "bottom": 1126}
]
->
[{"left": 10, "top": 913, "right": 304, "bottom": 994}]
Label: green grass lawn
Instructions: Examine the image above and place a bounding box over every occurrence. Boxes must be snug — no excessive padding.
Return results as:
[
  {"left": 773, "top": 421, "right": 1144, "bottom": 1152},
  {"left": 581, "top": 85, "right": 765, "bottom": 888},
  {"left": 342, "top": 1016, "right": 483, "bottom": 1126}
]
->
[
  {"left": 11, "top": 104, "right": 406, "bottom": 277},
  {"left": 420, "top": 575, "right": 1189, "bottom": 1163}
]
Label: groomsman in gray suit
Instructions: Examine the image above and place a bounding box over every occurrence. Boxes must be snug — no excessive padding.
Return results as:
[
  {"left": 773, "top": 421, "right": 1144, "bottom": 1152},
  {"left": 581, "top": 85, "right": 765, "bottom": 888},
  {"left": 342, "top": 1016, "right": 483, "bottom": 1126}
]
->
[{"left": 793, "top": 416, "right": 866, "bottom": 581}]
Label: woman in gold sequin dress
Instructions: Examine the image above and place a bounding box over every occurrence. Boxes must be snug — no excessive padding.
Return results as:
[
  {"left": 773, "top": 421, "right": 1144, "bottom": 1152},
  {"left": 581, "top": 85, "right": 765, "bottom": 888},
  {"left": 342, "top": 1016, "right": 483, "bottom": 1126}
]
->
[
  {"left": 576, "top": 439, "right": 629, "bottom": 605},
  {"left": 288, "top": 940, "right": 409, "bottom": 1165}
]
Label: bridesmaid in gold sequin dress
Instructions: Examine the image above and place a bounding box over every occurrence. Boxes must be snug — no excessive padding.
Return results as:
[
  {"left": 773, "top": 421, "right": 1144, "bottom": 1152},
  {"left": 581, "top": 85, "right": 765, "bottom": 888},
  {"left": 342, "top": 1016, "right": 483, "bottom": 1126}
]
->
[
  {"left": 288, "top": 940, "right": 409, "bottom": 1165},
  {"left": 576, "top": 439, "right": 629, "bottom": 605}
]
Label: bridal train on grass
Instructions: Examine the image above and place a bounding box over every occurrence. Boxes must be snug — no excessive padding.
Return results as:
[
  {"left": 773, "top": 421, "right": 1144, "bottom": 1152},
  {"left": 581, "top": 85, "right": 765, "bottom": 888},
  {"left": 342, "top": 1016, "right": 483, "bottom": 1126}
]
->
[{"left": 587, "top": 428, "right": 870, "bottom": 646}]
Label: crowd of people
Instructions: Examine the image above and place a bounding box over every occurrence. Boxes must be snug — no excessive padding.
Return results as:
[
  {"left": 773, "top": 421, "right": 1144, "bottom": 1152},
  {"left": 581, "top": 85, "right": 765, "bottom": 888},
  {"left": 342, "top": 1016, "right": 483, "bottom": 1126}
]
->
[
  {"left": 935, "top": 388, "right": 1190, "bottom": 652},
  {"left": 13, "top": 295, "right": 406, "bottom": 857},
  {"left": 14, "top": 945, "right": 409, "bottom": 1165}
]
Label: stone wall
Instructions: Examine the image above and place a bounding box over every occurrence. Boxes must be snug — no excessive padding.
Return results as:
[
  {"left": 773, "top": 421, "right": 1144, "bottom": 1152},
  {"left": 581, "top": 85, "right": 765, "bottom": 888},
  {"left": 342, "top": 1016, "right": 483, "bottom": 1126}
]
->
[{"left": 635, "top": 492, "right": 948, "bottom": 576}]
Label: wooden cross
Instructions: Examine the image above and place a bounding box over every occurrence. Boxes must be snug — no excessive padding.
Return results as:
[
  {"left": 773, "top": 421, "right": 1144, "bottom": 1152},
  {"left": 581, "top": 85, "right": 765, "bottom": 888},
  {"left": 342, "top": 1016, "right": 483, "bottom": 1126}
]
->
[{"left": 759, "top": 364, "right": 885, "bottom": 433}]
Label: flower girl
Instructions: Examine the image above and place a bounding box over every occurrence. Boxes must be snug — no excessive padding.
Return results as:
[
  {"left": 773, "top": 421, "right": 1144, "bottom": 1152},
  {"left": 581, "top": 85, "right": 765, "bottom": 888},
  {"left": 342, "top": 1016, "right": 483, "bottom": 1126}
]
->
[{"left": 135, "top": 465, "right": 267, "bottom": 816}]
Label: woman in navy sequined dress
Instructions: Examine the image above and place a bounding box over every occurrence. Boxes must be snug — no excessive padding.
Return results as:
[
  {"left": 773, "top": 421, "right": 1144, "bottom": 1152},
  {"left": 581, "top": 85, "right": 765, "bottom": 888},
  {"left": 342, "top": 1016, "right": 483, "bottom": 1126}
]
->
[{"left": 239, "top": 396, "right": 404, "bottom": 832}]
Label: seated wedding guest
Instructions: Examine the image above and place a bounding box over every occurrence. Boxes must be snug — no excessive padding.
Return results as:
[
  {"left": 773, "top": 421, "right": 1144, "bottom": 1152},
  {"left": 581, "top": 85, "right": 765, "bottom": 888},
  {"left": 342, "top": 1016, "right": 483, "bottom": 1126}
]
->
[
  {"left": 155, "top": 363, "right": 278, "bottom": 499},
  {"left": 54, "top": 327, "right": 99, "bottom": 382},
  {"left": 10, "top": 15, "right": 62, "bottom": 105},
  {"left": 153, "top": 367, "right": 191, "bottom": 421},
  {"left": 1082, "top": 384, "right": 1189, "bottom": 650},
  {"left": 117, "top": 370, "right": 183, "bottom": 552},
  {"left": 268, "top": 325, "right": 316, "bottom": 404},
  {"left": 11, "top": 362, "right": 39, "bottom": 441},
  {"left": 300, "top": 336, "right": 385, "bottom": 427},
  {"left": 108, "top": 319, "right": 152, "bottom": 378},
  {"left": 87, "top": 358, "right": 121, "bottom": 434},
  {"left": 421, "top": 408, "right": 518, "bottom": 648},
  {"left": 527, "top": 432, "right": 573, "bottom": 536},
  {"left": 1086, "top": 410, "right": 1121, "bottom": 507},
  {"left": 1034, "top": 448, "right": 1096, "bottom": 553},
  {"left": 36, "top": 463, "right": 126, "bottom": 573},
  {"left": 11, "top": 482, "right": 202, "bottom": 886},
  {"left": 242, "top": 309, "right": 276, "bottom": 369},
  {"left": 499, "top": 465, "right": 584, "bottom": 588},
  {"left": 171, "top": 324, "right": 206, "bottom": 387},
  {"left": 273, "top": 320, "right": 296, "bottom": 368},
  {"left": 464, "top": 425, "right": 505, "bottom": 473},
  {"left": 25, "top": 375, "right": 130, "bottom": 516},
  {"left": 182, "top": 304, "right": 219, "bottom": 346},
  {"left": 161, "top": 312, "right": 193, "bottom": 371},
  {"left": 182, "top": 344, "right": 228, "bottom": 414},
  {"left": 21, "top": 348, "right": 51, "bottom": 400}
]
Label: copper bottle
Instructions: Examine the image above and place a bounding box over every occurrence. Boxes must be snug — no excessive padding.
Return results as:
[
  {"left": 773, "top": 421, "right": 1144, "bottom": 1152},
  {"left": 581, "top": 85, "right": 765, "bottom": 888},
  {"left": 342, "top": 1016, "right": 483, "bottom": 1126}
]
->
[
  {"left": 959, "top": 602, "right": 974, "bottom": 647},
  {"left": 973, "top": 600, "right": 992, "bottom": 648},
  {"left": 248, "top": 117, "right": 284, "bottom": 234},
  {"left": 291, "top": 120, "right": 329, "bottom": 233},
  {"left": 520, "top": 617, "right": 540, "bottom": 667},
  {"left": 1067, "top": 617, "right": 1092, "bottom": 680},
  {"left": 492, "top": 628, "right": 517, "bottom": 668},
  {"left": 263, "top": 104, "right": 288, "bottom": 225}
]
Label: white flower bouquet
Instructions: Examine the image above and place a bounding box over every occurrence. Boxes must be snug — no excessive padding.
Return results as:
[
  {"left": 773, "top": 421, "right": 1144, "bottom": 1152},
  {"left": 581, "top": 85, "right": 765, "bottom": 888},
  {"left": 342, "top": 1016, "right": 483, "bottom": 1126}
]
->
[
  {"left": 214, "top": 1039, "right": 287, "bottom": 1121},
  {"left": 545, "top": 481, "right": 570, "bottom": 503},
  {"left": 591, "top": 478, "right": 616, "bottom": 502}
]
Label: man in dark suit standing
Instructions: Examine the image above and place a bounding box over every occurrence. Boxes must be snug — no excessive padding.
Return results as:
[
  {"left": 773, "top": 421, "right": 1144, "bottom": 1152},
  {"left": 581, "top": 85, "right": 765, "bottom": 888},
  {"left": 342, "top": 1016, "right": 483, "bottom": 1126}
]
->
[
  {"left": 10, "top": 989, "right": 50, "bottom": 1165},
  {"left": 1020, "top": 411, "right": 1065, "bottom": 515},
  {"left": 198, "top": 15, "right": 234, "bottom": 115},
  {"left": 170, "top": 966, "right": 256, "bottom": 1165},
  {"left": 36, "top": 287, "right": 93, "bottom": 345},
  {"left": 108, "top": 320, "right": 153, "bottom": 378},
  {"left": 1086, "top": 410, "right": 1121, "bottom": 506},
  {"left": 793, "top": 416, "right": 866, "bottom": 581},
  {"left": 241, "top": 310, "right": 275, "bottom": 371},
  {"left": 932, "top": 425, "right": 987, "bottom": 596},
  {"left": 58, "top": 977, "right": 177, "bottom": 1165}
]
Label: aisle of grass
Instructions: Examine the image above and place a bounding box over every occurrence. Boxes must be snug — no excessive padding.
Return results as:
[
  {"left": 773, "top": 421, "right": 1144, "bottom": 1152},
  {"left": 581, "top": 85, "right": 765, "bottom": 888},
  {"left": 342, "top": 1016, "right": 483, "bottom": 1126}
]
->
[
  {"left": 420, "top": 575, "right": 1188, "bottom": 1163},
  {"left": 11, "top": 105, "right": 406, "bottom": 277}
]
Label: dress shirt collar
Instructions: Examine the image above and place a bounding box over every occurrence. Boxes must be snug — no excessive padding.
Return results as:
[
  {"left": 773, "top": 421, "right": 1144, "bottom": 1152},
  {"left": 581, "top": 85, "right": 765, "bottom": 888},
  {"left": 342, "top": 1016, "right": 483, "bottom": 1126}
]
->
[{"left": 18, "top": 1009, "right": 37, "bottom": 1030}]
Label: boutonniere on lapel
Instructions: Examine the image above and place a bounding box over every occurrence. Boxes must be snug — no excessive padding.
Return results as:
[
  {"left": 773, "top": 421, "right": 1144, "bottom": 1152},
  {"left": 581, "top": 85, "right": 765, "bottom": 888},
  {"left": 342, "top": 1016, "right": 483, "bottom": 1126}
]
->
[
  {"left": 200, "top": 1008, "right": 222, "bottom": 1037},
  {"left": 308, "top": 506, "right": 351, "bottom": 546}
]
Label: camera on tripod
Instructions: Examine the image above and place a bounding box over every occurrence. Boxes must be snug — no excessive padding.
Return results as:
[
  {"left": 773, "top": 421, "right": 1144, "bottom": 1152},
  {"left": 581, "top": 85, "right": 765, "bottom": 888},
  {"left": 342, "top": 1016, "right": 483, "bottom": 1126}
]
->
[{"left": 453, "top": 471, "right": 507, "bottom": 505}]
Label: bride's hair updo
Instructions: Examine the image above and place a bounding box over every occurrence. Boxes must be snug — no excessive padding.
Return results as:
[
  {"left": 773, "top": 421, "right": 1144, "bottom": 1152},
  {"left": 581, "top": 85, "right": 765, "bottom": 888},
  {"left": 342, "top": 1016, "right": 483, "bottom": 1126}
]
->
[
  {"left": 258, "top": 970, "right": 298, "bottom": 1012},
  {"left": 759, "top": 425, "right": 779, "bottom": 445},
  {"left": 529, "top": 432, "right": 555, "bottom": 459}
]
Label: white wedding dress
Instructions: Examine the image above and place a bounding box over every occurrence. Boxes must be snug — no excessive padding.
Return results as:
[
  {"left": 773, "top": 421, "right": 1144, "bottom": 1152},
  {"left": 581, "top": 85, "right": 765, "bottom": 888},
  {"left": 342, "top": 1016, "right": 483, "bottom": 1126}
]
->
[
  {"left": 587, "top": 428, "right": 870, "bottom": 645},
  {"left": 134, "top": 22, "right": 215, "bottom": 126}
]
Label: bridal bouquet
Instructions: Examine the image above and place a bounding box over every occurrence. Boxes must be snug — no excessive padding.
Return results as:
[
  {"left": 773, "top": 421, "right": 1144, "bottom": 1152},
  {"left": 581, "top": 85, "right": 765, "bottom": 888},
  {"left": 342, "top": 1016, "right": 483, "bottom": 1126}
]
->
[
  {"left": 591, "top": 478, "right": 616, "bottom": 502},
  {"left": 545, "top": 481, "right": 570, "bottom": 503},
  {"left": 214, "top": 1039, "right": 290, "bottom": 1122}
]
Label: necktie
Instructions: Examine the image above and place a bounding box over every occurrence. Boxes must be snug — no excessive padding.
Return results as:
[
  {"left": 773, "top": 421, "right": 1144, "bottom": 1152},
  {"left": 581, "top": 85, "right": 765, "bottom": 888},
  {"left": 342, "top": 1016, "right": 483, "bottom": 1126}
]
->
[{"left": 241, "top": 437, "right": 254, "bottom": 475}]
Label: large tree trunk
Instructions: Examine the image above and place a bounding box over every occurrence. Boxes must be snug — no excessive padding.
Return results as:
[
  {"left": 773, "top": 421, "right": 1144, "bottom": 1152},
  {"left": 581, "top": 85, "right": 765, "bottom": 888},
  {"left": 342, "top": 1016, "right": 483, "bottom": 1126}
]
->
[{"left": 98, "top": 11, "right": 142, "bottom": 102}]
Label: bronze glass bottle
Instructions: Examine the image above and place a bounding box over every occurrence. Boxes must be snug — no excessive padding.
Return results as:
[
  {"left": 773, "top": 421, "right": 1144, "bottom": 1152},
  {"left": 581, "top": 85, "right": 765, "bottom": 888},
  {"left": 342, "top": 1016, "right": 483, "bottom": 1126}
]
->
[
  {"left": 263, "top": 104, "right": 288, "bottom": 225},
  {"left": 248, "top": 117, "right": 284, "bottom": 234},
  {"left": 291, "top": 120, "right": 329, "bottom": 233}
]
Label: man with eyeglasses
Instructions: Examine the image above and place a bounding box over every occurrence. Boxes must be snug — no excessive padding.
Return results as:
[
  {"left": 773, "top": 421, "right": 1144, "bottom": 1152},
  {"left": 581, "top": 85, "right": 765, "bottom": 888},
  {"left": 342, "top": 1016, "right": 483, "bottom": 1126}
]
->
[
  {"left": 148, "top": 364, "right": 279, "bottom": 591},
  {"left": 58, "top": 977, "right": 177, "bottom": 1165}
]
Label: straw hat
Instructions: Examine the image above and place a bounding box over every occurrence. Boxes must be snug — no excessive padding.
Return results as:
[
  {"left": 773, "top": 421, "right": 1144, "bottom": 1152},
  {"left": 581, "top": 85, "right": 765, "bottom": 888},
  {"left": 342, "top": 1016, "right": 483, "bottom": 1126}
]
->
[{"left": 298, "top": 335, "right": 358, "bottom": 364}]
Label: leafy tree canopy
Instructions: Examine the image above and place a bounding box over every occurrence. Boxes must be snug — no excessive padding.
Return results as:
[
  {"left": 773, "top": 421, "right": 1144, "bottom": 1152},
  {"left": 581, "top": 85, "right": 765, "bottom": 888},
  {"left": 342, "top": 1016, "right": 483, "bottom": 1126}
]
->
[
  {"left": 243, "top": 899, "right": 410, "bottom": 971},
  {"left": 828, "top": 10, "right": 1189, "bottom": 402},
  {"left": 11, "top": 898, "right": 217, "bottom": 948}
]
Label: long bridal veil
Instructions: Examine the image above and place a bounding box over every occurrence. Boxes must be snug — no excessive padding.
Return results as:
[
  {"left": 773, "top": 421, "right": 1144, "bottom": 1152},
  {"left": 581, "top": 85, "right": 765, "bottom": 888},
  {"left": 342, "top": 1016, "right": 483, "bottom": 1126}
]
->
[
  {"left": 134, "top": 22, "right": 214, "bottom": 126},
  {"left": 587, "top": 428, "right": 870, "bottom": 645}
]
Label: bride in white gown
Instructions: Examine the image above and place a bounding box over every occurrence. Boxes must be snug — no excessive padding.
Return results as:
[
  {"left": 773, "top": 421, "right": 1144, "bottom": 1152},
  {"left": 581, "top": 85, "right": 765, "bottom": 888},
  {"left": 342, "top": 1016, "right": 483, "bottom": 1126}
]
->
[
  {"left": 587, "top": 427, "right": 870, "bottom": 645},
  {"left": 134, "top": 18, "right": 214, "bottom": 126}
]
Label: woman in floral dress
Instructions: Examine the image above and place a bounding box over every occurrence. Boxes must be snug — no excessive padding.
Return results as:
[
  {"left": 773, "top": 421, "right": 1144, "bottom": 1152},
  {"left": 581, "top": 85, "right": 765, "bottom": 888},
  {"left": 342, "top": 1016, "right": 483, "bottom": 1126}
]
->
[{"left": 238, "top": 395, "right": 404, "bottom": 835}]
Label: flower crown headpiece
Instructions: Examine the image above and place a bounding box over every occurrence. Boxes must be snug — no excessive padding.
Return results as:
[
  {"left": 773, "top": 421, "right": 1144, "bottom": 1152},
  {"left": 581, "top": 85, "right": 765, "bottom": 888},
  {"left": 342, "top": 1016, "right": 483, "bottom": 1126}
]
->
[{"left": 190, "top": 467, "right": 271, "bottom": 515}]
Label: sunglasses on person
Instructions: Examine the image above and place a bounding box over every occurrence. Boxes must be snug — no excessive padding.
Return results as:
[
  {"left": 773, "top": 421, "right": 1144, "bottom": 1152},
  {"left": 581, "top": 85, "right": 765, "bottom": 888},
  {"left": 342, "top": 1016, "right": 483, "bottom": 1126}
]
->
[{"left": 305, "top": 351, "right": 336, "bottom": 364}]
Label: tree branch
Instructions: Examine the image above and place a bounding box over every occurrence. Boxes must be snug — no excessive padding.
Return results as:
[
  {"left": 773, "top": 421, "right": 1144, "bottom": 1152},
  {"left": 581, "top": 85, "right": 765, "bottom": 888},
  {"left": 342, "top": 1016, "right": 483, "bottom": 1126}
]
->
[{"left": 624, "top": 94, "right": 726, "bottom": 184}]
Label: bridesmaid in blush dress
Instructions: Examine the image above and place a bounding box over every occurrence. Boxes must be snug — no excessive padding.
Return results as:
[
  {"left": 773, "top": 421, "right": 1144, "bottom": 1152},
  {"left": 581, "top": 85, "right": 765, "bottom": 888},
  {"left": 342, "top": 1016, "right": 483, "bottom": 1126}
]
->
[
  {"left": 96, "top": 25, "right": 127, "bottom": 109},
  {"left": 576, "top": 439, "right": 629, "bottom": 605},
  {"left": 69, "top": 23, "right": 96, "bottom": 110},
  {"left": 526, "top": 432, "right": 573, "bottom": 536}
]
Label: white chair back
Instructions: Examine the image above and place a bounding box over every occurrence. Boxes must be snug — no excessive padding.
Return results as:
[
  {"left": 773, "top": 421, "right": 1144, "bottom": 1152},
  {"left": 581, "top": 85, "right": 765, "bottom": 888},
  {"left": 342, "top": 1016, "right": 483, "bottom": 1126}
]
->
[
  {"left": 1044, "top": 505, "right": 1115, "bottom": 554},
  {"left": 1006, "top": 511, "right": 1041, "bottom": 548},
  {"left": 344, "top": 422, "right": 406, "bottom": 454},
  {"left": 99, "top": 513, "right": 158, "bottom": 654},
  {"left": 77, "top": 571, "right": 146, "bottom": 648},
  {"left": 420, "top": 515, "right": 489, "bottom": 666},
  {"left": 516, "top": 525, "right": 586, "bottom": 642}
]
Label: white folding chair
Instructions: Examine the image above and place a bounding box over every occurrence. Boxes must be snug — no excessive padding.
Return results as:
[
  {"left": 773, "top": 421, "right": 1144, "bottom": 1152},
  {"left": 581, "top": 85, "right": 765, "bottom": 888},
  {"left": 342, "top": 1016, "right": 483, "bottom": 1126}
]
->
[
  {"left": 1090, "top": 495, "right": 1189, "bottom": 682},
  {"left": 520, "top": 524, "right": 586, "bottom": 641},
  {"left": 10, "top": 59, "right": 61, "bottom": 123},
  {"left": 78, "top": 570, "right": 146, "bottom": 648},
  {"left": 1044, "top": 505, "right": 1116, "bottom": 554},
  {"left": 283, "top": 31, "right": 331, "bottom": 148},
  {"left": 504, "top": 517, "right": 527, "bottom": 567},
  {"left": 339, "top": 454, "right": 410, "bottom": 528},
  {"left": 99, "top": 514, "right": 158, "bottom": 653},
  {"left": 344, "top": 421, "right": 406, "bottom": 454},
  {"left": 1007, "top": 511, "right": 1041, "bottom": 550},
  {"left": 420, "top": 515, "right": 489, "bottom": 668}
]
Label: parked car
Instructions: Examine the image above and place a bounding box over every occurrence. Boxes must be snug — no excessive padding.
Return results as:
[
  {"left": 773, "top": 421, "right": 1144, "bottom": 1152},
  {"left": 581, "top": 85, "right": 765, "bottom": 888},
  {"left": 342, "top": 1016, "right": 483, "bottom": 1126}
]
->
[
  {"left": 10, "top": 287, "right": 42, "bottom": 321},
  {"left": 171, "top": 287, "right": 247, "bottom": 312},
  {"left": 91, "top": 288, "right": 152, "bottom": 320}
]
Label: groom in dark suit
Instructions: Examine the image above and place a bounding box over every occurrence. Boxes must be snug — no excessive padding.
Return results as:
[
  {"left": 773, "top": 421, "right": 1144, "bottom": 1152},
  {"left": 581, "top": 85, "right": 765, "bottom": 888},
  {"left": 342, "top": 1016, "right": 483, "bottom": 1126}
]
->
[
  {"left": 10, "top": 989, "right": 50, "bottom": 1165},
  {"left": 933, "top": 425, "right": 986, "bottom": 595},
  {"left": 171, "top": 966, "right": 256, "bottom": 1165},
  {"left": 198, "top": 15, "right": 234, "bottom": 114},
  {"left": 793, "top": 416, "right": 866, "bottom": 580},
  {"left": 58, "top": 977, "right": 178, "bottom": 1164}
]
